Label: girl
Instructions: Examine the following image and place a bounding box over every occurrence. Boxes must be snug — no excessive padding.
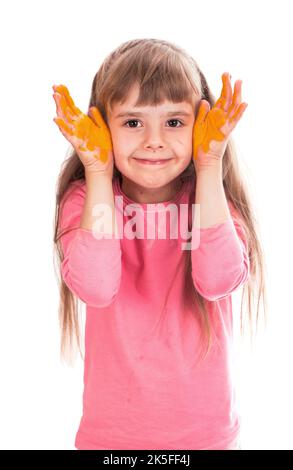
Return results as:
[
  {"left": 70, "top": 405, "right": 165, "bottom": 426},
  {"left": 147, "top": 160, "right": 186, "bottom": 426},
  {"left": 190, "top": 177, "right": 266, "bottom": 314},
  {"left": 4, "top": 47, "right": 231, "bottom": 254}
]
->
[{"left": 52, "top": 38, "right": 267, "bottom": 450}]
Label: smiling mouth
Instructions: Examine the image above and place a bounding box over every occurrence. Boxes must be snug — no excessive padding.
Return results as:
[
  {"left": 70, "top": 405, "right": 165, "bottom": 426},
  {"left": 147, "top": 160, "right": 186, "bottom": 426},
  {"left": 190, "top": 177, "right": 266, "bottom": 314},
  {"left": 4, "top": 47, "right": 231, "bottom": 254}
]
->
[{"left": 133, "top": 158, "right": 173, "bottom": 165}]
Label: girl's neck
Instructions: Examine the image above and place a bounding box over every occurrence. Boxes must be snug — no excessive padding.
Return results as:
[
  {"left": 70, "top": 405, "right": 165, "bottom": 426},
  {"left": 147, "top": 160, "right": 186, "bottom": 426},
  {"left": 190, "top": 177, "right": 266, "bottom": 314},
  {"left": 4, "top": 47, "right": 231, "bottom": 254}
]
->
[{"left": 119, "top": 175, "right": 183, "bottom": 204}]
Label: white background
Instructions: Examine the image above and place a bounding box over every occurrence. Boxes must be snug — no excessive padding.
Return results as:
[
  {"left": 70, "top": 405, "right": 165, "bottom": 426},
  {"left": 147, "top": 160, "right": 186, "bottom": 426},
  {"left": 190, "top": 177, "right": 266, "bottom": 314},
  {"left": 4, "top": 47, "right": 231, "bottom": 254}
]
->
[{"left": 0, "top": 0, "right": 292, "bottom": 450}]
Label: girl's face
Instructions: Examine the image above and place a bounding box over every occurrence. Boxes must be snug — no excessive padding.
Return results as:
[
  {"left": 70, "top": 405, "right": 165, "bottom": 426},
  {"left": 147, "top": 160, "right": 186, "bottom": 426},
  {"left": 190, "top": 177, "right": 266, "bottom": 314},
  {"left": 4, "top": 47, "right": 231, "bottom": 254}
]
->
[{"left": 107, "top": 83, "right": 199, "bottom": 203}]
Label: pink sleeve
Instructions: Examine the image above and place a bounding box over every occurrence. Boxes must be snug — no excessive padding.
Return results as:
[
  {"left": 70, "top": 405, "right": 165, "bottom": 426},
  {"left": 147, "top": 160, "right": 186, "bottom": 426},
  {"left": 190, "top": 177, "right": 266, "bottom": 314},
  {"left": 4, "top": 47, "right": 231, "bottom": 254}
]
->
[
  {"left": 58, "top": 182, "right": 122, "bottom": 307},
  {"left": 191, "top": 200, "right": 250, "bottom": 301}
]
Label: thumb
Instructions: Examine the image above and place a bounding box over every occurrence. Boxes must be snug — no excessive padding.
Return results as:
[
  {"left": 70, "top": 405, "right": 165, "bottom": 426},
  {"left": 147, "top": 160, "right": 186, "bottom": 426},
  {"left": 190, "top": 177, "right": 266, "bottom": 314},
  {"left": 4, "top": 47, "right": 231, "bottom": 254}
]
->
[
  {"left": 88, "top": 106, "right": 103, "bottom": 127},
  {"left": 196, "top": 100, "right": 210, "bottom": 124}
]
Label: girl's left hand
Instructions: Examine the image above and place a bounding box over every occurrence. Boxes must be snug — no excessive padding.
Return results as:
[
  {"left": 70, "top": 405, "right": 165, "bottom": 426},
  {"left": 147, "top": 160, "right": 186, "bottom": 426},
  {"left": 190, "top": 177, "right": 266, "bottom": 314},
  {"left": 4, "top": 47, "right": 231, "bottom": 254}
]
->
[{"left": 192, "top": 72, "right": 248, "bottom": 172}]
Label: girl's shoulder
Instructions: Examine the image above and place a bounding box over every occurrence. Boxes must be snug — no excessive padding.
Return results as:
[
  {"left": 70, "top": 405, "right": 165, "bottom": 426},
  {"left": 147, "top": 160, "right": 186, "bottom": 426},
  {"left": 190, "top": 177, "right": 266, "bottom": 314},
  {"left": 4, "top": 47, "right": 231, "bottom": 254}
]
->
[
  {"left": 66, "top": 177, "right": 86, "bottom": 194},
  {"left": 59, "top": 178, "right": 86, "bottom": 210}
]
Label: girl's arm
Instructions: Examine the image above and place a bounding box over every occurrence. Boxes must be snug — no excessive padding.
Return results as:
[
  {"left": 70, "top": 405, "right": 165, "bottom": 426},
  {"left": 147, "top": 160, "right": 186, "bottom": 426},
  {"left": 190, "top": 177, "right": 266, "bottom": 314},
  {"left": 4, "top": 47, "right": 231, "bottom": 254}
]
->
[
  {"left": 53, "top": 84, "right": 121, "bottom": 307},
  {"left": 80, "top": 171, "right": 117, "bottom": 234},
  {"left": 190, "top": 168, "right": 250, "bottom": 301},
  {"left": 190, "top": 72, "right": 250, "bottom": 300},
  {"left": 194, "top": 165, "right": 230, "bottom": 229},
  {"left": 59, "top": 179, "right": 122, "bottom": 308}
]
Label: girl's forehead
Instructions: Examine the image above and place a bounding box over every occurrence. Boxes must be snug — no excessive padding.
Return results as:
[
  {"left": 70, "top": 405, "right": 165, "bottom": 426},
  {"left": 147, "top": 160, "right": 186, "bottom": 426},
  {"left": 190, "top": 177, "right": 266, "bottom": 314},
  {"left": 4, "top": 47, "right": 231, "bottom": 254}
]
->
[
  {"left": 111, "top": 91, "right": 200, "bottom": 116},
  {"left": 119, "top": 82, "right": 197, "bottom": 108},
  {"left": 109, "top": 84, "right": 199, "bottom": 117}
]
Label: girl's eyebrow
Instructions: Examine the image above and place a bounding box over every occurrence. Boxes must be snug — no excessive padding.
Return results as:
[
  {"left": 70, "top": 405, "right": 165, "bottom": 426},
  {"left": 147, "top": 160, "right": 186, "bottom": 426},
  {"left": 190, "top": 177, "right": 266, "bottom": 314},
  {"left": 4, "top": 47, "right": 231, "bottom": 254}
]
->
[{"left": 115, "top": 110, "right": 193, "bottom": 119}]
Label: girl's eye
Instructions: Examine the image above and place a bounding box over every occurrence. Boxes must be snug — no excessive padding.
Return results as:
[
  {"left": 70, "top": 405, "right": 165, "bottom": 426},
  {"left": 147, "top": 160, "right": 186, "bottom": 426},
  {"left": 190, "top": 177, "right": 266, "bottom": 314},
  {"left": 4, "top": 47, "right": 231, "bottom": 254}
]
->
[{"left": 123, "top": 119, "right": 184, "bottom": 128}]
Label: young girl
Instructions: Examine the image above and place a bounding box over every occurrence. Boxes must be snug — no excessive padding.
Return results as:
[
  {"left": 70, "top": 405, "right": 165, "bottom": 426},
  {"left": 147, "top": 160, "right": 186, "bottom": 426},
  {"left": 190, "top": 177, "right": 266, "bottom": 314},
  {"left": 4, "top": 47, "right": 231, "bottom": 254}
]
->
[{"left": 52, "top": 38, "right": 267, "bottom": 451}]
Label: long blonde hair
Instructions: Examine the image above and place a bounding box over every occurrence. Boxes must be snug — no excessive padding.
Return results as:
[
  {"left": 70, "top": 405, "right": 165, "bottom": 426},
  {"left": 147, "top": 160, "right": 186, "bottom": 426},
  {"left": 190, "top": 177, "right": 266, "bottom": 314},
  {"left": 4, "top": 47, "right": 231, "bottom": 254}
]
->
[{"left": 53, "top": 38, "right": 268, "bottom": 365}]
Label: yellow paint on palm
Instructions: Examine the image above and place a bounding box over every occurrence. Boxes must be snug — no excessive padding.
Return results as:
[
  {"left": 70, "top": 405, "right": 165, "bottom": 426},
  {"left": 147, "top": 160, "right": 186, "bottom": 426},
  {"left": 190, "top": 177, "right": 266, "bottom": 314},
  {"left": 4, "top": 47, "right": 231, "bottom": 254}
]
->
[
  {"left": 193, "top": 106, "right": 227, "bottom": 158},
  {"left": 54, "top": 84, "right": 112, "bottom": 163},
  {"left": 193, "top": 73, "right": 234, "bottom": 159}
]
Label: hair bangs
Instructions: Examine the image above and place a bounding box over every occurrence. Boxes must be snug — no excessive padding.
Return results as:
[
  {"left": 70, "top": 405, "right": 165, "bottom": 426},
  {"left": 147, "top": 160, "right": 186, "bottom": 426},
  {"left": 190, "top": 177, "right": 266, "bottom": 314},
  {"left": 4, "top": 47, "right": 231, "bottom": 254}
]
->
[{"left": 103, "top": 46, "right": 200, "bottom": 116}]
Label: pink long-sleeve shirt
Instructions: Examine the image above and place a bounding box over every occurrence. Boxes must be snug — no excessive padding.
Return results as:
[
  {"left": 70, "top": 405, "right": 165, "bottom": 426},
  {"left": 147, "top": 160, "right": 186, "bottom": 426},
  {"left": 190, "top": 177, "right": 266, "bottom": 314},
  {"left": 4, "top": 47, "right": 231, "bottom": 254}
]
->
[{"left": 59, "top": 173, "right": 249, "bottom": 450}]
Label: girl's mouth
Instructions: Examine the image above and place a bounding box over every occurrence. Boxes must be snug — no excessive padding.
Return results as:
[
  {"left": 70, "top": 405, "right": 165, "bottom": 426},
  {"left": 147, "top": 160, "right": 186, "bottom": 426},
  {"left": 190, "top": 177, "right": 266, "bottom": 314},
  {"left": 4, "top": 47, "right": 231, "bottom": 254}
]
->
[{"left": 133, "top": 158, "right": 173, "bottom": 165}]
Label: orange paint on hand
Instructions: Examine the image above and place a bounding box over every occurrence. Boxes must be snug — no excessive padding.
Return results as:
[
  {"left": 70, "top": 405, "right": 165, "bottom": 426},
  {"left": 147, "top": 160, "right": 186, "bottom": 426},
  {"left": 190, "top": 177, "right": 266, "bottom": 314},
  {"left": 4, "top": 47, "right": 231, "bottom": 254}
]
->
[
  {"left": 53, "top": 84, "right": 112, "bottom": 163},
  {"left": 192, "top": 73, "right": 246, "bottom": 159},
  {"left": 193, "top": 107, "right": 227, "bottom": 156}
]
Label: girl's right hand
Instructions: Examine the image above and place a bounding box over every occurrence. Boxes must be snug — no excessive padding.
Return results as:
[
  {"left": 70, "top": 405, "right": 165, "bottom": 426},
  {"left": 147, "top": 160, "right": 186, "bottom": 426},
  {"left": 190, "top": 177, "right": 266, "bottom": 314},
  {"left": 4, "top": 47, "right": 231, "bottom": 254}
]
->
[{"left": 52, "top": 84, "right": 114, "bottom": 176}]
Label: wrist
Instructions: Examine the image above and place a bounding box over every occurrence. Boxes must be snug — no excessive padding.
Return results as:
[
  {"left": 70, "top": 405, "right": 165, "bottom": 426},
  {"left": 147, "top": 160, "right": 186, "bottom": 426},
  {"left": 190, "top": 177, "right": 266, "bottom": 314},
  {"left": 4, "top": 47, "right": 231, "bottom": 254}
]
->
[
  {"left": 195, "top": 162, "right": 223, "bottom": 178},
  {"left": 85, "top": 169, "right": 113, "bottom": 181}
]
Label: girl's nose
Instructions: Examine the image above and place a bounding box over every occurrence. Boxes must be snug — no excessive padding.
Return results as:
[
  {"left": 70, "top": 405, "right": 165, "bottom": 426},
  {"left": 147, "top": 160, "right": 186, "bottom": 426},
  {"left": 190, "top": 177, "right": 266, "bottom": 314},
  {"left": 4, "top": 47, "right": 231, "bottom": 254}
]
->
[{"left": 144, "top": 132, "right": 166, "bottom": 148}]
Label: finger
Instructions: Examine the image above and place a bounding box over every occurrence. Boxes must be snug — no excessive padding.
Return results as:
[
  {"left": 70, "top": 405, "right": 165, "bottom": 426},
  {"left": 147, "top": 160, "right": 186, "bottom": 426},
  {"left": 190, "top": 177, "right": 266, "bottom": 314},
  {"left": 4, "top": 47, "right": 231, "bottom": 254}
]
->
[
  {"left": 53, "top": 93, "right": 66, "bottom": 120},
  {"left": 54, "top": 84, "right": 82, "bottom": 116},
  {"left": 195, "top": 100, "right": 210, "bottom": 125},
  {"left": 55, "top": 93, "right": 77, "bottom": 125},
  {"left": 230, "top": 102, "right": 248, "bottom": 123},
  {"left": 227, "top": 80, "right": 242, "bottom": 117},
  {"left": 53, "top": 116, "right": 74, "bottom": 137},
  {"left": 53, "top": 93, "right": 72, "bottom": 120},
  {"left": 88, "top": 106, "right": 103, "bottom": 128},
  {"left": 90, "top": 107, "right": 110, "bottom": 136},
  {"left": 53, "top": 93, "right": 62, "bottom": 116},
  {"left": 215, "top": 73, "right": 232, "bottom": 111}
]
